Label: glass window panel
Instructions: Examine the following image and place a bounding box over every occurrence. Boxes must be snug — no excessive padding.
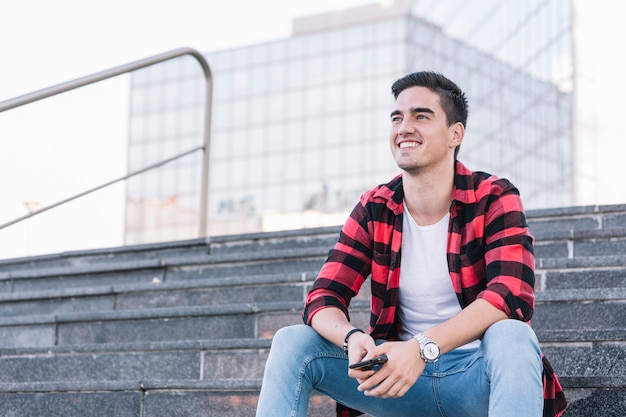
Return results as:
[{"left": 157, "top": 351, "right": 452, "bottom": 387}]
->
[
  {"left": 343, "top": 143, "right": 363, "bottom": 176},
  {"left": 232, "top": 70, "right": 250, "bottom": 97},
  {"left": 266, "top": 153, "right": 283, "bottom": 180},
  {"left": 288, "top": 36, "right": 306, "bottom": 58},
  {"left": 211, "top": 102, "right": 229, "bottom": 130},
  {"left": 374, "top": 20, "right": 396, "bottom": 43},
  {"left": 305, "top": 56, "right": 324, "bottom": 85},
  {"left": 130, "top": 88, "right": 147, "bottom": 114},
  {"left": 323, "top": 145, "right": 343, "bottom": 178},
  {"left": 180, "top": 107, "right": 202, "bottom": 136},
  {"left": 324, "top": 84, "right": 342, "bottom": 113},
  {"left": 323, "top": 114, "right": 342, "bottom": 147},
  {"left": 345, "top": 25, "right": 366, "bottom": 48},
  {"left": 144, "top": 63, "right": 164, "bottom": 84},
  {"left": 284, "top": 120, "right": 303, "bottom": 151},
  {"left": 249, "top": 126, "right": 265, "bottom": 155},
  {"left": 250, "top": 44, "right": 268, "bottom": 64},
  {"left": 303, "top": 117, "right": 323, "bottom": 149},
  {"left": 304, "top": 87, "right": 323, "bottom": 117},
  {"left": 249, "top": 96, "right": 266, "bottom": 125},
  {"left": 307, "top": 32, "right": 325, "bottom": 55},
  {"left": 213, "top": 71, "right": 231, "bottom": 100},
  {"left": 132, "top": 68, "right": 150, "bottom": 86},
  {"left": 286, "top": 90, "right": 303, "bottom": 120},
  {"left": 264, "top": 185, "right": 283, "bottom": 211},
  {"left": 211, "top": 131, "right": 231, "bottom": 160},
  {"left": 327, "top": 29, "right": 343, "bottom": 52},
  {"left": 233, "top": 48, "right": 250, "bottom": 68},
  {"left": 373, "top": 45, "right": 395, "bottom": 75},
  {"left": 267, "top": 124, "right": 284, "bottom": 154},
  {"left": 343, "top": 112, "right": 364, "bottom": 144},
  {"left": 268, "top": 63, "right": 286, "bottom": 92},
  {"left": 303, "top": 148, "right": 322, "bottom": 180},
  {"left": 145, "top": 113, "right": 163, "bottom": 141},
  {"left": 248, "top": 156, "right": 264, "bottom": 186},
  {"left": 267, "top": 93, "right": 285, "bottom": 122},
  {"left": 230, "top": 98, "right": 249, "bottom": 125},
  {"left": 269, "top": 41, "right": 286, "bottom": 62},
  {"left": 128, "top": 143, "right": 145, "bottom": 171},
  {"left": 210, "top": 160, "right": 231, "bottom": 191},
  {"left": 284, "top": 182, "right": 303, "bottom": 212},
  {"left": 250, "top": 66, "right": 268, "bottom": 95},
  {"left": 180, "top": 77, "right": 203, "bottom": 107},
  {"left": 208, "top": 51, "right": 232, "bottom": 71},
  {"left": 162, "top": 109, "right": 178, "bottom": 137},
  {"left": 344, "top": 49, "right": 365, "bottom": 78},
  {"left": 129, "top": 116, "right": 146, "bottom": 142},
  {"left": 230, "top": 156, "right": 248, "bottom": 187},
  {"left": 344, "top": 79, "right": 364, "bottom": 109},
  {"left": 161, "top": 165, "right": 177, "bottom": 194},
  {"left": 287, "top": 59, "right": 305, "bottom": 89},
  {"left": 285, "top": 151, "right": 304, "bottom": 182},
  {"left": 326, "top": 53, "right": 343, "bottom": 82}
]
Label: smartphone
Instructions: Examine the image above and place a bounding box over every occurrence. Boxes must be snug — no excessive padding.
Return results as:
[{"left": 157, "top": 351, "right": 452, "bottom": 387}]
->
[{"left": 349, "top": 354, "right": 388, "bottom": 371}]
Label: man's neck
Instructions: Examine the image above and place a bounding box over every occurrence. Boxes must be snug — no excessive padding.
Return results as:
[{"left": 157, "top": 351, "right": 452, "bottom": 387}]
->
[{"left": 402, "top": 162, "right": 455, "bottom": 226}]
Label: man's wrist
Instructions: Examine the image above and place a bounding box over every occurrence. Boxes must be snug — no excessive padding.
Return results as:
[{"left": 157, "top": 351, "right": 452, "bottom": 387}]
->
[
  {"left": 413, "top": 332, "right": 441, "bottom": 363},
  {"left": 343, "top": 328, "right": 365, "bottom": 353}
]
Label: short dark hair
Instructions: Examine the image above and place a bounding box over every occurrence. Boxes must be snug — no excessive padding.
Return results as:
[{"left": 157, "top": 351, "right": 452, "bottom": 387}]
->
[{"left": 391, "top": 72, "right": 468, "bottom": 158}]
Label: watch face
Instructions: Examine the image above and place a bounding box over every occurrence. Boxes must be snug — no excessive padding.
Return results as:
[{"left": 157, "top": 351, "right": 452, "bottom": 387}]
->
[{"left": 423, "top": 342, "right": 440, "bottom": 361}]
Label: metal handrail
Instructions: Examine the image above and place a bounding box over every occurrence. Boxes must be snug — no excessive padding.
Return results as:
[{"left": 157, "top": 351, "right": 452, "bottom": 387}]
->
[{"left": 0, "top": 47, "right": 213, "bottom": 236}]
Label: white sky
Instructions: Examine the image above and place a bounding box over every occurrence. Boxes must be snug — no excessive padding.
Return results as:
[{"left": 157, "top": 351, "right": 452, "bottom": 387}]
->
[{"left": 0, "top": 0, "right": 623, "bottom": 259}]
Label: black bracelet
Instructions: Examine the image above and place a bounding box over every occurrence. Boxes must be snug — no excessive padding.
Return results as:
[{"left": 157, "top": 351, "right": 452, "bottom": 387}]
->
[{"left": 343, "top": 328, "right": 365, "bottom": 353}]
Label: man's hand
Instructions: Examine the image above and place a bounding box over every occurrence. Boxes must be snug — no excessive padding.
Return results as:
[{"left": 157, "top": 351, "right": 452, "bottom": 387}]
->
[{"left": 351, "top": 339, "right": 424, "bottom": 398}]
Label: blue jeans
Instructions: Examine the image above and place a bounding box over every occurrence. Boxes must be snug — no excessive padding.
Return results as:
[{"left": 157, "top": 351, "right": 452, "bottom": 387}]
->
[{"left": 256, "top": 320, "right": 543, "bottom": 417}]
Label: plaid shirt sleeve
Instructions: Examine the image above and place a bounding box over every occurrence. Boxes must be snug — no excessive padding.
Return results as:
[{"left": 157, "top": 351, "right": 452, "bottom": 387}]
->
[
  {"left": 303, "top": 193, "right": 375, "bottom": 325},
  {"left": 450, "top": 170, "right": 536, "bottom": 322}
]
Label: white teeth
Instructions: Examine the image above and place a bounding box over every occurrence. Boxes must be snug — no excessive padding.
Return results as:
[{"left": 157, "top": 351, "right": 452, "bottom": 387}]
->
[{"left": 399, "top": 142, "right": 419, "bottom": 149}]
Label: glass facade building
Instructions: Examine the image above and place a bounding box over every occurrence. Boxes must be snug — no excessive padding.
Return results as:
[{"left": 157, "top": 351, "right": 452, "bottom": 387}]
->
[{"left": 125, "top": 0, "right": 573, "bottom": 244}]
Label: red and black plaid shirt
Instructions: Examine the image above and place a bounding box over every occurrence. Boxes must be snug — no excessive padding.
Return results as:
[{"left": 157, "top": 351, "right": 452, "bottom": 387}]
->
[{"left": 303, "top": 161, "right": 566, "bottom": 417}]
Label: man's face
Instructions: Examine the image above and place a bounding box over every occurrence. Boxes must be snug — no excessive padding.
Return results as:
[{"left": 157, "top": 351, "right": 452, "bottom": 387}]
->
[{"left": 389, "top": 86, "right": 461, "bottom": 173}]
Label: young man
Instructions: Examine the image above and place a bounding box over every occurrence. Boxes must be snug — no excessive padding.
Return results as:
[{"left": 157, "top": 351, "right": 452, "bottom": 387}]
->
[{"left": 256, "top": 72, "right": 566, "bottom": 417}]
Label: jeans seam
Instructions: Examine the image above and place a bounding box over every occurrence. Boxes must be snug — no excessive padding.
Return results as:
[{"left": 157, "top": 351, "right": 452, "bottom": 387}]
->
[
  {"left": 291, "top": 351, "right": 347, "bottom": 416},
  {"left": 432, "top": 361, "right": 448, "bottom": 417}
]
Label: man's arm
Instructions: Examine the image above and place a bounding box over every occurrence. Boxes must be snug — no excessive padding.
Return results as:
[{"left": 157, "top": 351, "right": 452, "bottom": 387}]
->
[
  {"left": 422, "top": 298, "right": 508, "bottom": 354},
  {"left": 310, "top": 307, "right": 376, "bottom": 364}
]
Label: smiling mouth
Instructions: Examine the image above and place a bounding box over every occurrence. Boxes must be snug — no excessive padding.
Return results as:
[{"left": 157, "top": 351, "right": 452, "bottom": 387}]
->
[{"left": 399, "top": 141, "right": 420, "bottom": 149}]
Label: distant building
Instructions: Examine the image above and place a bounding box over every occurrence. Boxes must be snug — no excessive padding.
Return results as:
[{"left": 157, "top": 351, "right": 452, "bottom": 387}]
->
[{"left": 125, "top": 0, "right": 573, "bottom": 244}]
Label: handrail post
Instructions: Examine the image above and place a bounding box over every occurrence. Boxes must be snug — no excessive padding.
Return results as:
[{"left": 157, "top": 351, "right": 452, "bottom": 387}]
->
[{"left": 198, "top": 78, "right": 213, "bottom": 238}]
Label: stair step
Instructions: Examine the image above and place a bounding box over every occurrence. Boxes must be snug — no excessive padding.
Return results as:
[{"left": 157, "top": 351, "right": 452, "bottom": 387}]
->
[
  {"left": 0, "top": 272, "right": 319, "bottom": 318},
  {"left": 532, "top": 300, "right": 626, "bottom": 334},
  {"left": 0, "top": 378, "right": 622, "bottom": 417},
  {"left": 0, "top": 339, "right": 272, "bottom": 384},
  {"left": 0, "top": 338, "right": 623, "bottom": 383},
  {"left": 0, "top": 291, "right": 622, "bottom": 349},
  {"left": 538, "top": 265, "right": 626, "bottom": 290}
]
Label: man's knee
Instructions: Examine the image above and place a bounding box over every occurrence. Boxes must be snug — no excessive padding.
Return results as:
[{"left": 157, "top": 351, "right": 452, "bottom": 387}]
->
[
  {"left": 272, "top": 324, "right": 315, "bottom": 344},
  {"left": 482, "top": 319, "right": 540, "bottom": 355}
]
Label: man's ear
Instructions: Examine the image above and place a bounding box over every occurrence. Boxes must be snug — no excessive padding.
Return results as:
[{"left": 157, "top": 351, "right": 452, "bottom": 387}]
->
[{"left": 450, "top": 122, "right": 465, "bottom": 148}]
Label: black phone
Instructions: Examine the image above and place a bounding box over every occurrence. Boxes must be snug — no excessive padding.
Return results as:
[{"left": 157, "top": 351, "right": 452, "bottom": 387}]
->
[{"left": 349, "top": 354, "right": 388, "bottom": 371}]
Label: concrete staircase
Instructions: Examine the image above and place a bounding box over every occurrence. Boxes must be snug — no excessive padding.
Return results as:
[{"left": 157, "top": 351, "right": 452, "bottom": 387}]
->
[{"left": 0, "top": 204, "right": 624, "bottom": 416}]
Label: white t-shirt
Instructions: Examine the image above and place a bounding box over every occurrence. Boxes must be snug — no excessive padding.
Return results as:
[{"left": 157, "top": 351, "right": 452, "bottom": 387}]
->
[{"left": 397, "top": 204, "right": 480, "bottom": 350}]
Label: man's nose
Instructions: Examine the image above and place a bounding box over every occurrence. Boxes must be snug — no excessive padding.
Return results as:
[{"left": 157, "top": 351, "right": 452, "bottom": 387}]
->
[{"left": 398, "top": 119, "right": 414, "bottom": 136}]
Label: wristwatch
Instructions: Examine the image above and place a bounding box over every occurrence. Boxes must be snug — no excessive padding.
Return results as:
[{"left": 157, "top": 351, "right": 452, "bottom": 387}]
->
[{"left": 413, "top": 332, "right": 440, "bottom": 363}]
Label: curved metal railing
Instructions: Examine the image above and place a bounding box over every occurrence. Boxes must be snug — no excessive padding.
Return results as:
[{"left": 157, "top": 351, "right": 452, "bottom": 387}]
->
[{"left": 0, "top": 47, "right": 213, "bottom": 236}]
